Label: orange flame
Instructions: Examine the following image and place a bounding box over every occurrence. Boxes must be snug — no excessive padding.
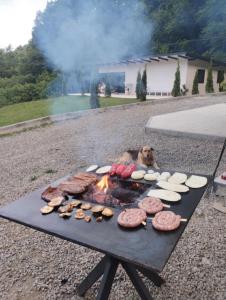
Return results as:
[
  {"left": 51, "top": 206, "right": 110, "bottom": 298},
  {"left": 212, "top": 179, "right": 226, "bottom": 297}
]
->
[{"left": 97, "top": 175, "right": 109, "bottom": 193}]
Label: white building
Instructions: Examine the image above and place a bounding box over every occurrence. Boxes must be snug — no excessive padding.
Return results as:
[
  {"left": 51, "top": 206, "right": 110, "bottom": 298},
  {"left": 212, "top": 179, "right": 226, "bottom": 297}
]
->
[{"left": 98, "top": 52, "right": 226, "bottom": 96}]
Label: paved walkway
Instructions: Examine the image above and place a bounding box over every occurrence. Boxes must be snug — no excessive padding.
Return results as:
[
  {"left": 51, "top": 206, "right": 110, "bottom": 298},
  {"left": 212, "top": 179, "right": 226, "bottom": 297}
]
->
[{"left": 146, "top": 103, "right": 226, "bottom": 140}]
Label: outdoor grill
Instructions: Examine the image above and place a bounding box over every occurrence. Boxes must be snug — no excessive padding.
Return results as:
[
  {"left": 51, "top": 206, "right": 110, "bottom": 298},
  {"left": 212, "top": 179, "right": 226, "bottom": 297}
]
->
[{"left": 0, "top": 165, "right": 209, "bottom": 300}]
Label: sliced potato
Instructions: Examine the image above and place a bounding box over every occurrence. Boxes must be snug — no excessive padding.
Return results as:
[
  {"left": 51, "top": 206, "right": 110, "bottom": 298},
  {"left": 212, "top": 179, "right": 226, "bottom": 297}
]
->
[
  {"left": 70, "top": 200, "right": 82, "bottom": 207},
  {"left": 84, "top": 216, "right": 91, "bottom": 222},
  {"left": 59, "top": 212, "right": 72, "bottom": 218},
  {"left": 58, "top": 204, "right": 73, "bottom": 213},
  {"left": 75, "top": 209, "right": 85, "bottom": 219},
  {"left": 48, "top": 196, "right": 64, "bottom": 207},
  {"left": 40, "top": 205, "right": 54, "bottom": 214},
  {"left": 80, "top": 203, "right": 92, "bottom": 210},
  {"left": 91, "top": 205, "right": 105, "bottom": 213},
  {"left": 102, "top": 207, "right": 114, "bottom": 217}
]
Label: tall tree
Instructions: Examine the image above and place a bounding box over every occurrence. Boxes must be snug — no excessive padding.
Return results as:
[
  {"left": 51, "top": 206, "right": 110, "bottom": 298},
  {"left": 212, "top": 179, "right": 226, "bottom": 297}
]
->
[
  {"left": 140, "top": 68, "right": 147, "bottom": 101},
  {"left": 172, "top": 62, "right": 181, "bottom": 97},
  {"left": 104, "top": 76, "right": 111, "bottom": 97},
  {"left": 206, "top": 65, "right": 214, "bottom": 93},
  {"left": 192, "top": 70, "right": 199, "bottom": 95},
  {"left": 136, "top": 71, "right": 142, "bottom": 99},
  {"left": 217, "top": 70, "right": 224, "bottom": 91},
  {"left": 90, "top": 73, "right": 100, "bottom": 109}
]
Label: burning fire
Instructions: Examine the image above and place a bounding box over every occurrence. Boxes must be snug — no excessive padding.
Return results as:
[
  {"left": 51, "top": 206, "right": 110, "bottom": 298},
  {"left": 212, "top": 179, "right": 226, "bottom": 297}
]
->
[{"left": 96, "top": 175, "right": 110, "bottom": 193}]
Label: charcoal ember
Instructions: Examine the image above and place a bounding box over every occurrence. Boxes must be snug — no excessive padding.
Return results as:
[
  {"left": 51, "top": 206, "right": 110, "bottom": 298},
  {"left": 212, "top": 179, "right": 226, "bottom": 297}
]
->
[{"left": 111, "top": 188, "right": 138, "bottom": 204}]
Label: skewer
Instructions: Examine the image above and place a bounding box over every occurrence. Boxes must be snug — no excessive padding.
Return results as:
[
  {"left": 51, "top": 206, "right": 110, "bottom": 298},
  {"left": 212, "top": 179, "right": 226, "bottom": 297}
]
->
[
  {"left": 142, "top": 221, "right": 147, "bottom": 226},
  {"left": 163, "top": 204, "right": 170, "bottom": 208},
  {"left": 147, "top": 217, "right": 187, "bottom": 222}
]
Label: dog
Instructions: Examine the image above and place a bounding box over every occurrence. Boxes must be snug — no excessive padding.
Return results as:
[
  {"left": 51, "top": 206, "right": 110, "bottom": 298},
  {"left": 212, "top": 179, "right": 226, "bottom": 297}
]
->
[{"left": 117, "top": 145, "right": 159, "bottom": 169}]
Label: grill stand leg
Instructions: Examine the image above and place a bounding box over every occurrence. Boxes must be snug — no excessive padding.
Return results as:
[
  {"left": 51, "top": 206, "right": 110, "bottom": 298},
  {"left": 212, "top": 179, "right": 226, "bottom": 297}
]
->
[
  {"left": 77, "top": 255, "right": 108, "bottom": 296},
  {"left": 77, "top": 255, "right": 164, "bottom": 300}
]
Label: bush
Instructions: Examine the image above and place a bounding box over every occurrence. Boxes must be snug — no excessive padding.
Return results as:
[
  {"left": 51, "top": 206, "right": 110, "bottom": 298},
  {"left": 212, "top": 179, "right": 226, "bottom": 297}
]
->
[
  {"left": 192, "top": 70, "right": 199, "bottom": 95},
  {"left": 136, "top": 71, "right": 142, "bottom": 99},
  {"left": 205, "top": 66, "right": 214, "bottom": 93},
  {"left": 104, "top": 77, "right": 111, "bottom": 97},
  {"left": 140, "top": 69, "right": 147, "bottom": 101},
  {"left": 172, "top": 62, "right": 181, "bottom": 97},
  {"left": 220, "top": 81, "right": 226, "bottom": 91}
]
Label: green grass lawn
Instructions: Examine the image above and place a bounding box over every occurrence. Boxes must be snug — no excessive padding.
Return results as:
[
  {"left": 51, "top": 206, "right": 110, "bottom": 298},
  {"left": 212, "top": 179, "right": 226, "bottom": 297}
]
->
[{"left": 0, "top": 95, "right": 139, "bottom": 127}]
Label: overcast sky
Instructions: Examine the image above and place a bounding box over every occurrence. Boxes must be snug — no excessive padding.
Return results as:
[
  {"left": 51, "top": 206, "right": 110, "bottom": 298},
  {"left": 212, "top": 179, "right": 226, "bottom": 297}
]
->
[{"left": 0, "top": 0, "right": 49, "bottom": 49}]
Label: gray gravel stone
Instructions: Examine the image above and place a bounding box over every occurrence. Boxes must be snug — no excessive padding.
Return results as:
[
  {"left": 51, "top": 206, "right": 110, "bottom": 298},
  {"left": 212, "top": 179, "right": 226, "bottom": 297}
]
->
[{"left": 0, "top": 94, "right": 226, "bottom": 300}]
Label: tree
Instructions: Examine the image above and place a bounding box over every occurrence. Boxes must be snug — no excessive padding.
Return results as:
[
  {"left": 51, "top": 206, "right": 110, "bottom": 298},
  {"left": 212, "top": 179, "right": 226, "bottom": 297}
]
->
[
  {"left": 140, "top": 68, "right": 147, "bottom": 101},
  {"left": 90, "top": 73, "right": 100, "bottom": 109},
  {"left": 104, "top": 76, "right": 111, "bottom": 97},
  {"left": 206, "top": 65, "right": 214, "bottom": 93},
  {"left": 218, "top": 70, "right": 224, "bottom": 91},
  {"left": 172, "top": 62, "right": 181, "bottom": 97},
  {"left": 136, "top": 71, "right": 142, "bottom": 99},
  {"left": 192, "top": 70, "right": 199, "bottom": 95}
]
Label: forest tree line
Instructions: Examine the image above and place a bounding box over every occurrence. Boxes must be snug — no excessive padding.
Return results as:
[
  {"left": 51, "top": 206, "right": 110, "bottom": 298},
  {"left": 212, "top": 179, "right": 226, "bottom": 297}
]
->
[{"left": 0, "top": 0, "right": 226, "bottom": 107}]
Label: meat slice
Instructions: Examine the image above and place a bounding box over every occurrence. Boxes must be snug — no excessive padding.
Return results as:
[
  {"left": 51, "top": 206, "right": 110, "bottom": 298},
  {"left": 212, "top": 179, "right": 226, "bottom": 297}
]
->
[
  {"left": 138, "top": 197, "right": 163, "bottom": 214},
  {"left": 41, "top": 186, "right": 65, "bottom": 202},
  {"left": 58, "top": 181, "right": 86, "bottom": 195},
  {"left": 117, "top": 208, "right": 147, "bottom": 228},
  {"left": 72, "top": 172, "right": 98, "bottom": 185},
  {"left": 152, "top": 211, "right": 181, "bottom": 231}
]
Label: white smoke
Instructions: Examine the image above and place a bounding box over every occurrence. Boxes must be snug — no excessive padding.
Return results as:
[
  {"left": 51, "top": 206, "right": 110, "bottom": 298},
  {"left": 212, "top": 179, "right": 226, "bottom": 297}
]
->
[{"left": 33, "top": 0, "right": 152, "bottom": 72}]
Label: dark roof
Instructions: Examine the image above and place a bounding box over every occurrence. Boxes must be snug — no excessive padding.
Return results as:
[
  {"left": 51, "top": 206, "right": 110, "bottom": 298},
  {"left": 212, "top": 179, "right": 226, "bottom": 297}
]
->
[{"left": 100, "top": 52, "right": 226, "bottom": 67}]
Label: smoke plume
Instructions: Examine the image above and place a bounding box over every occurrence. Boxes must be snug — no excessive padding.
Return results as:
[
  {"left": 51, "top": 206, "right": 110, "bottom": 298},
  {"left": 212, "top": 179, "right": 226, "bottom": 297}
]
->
[{"left": 33, "top": 0, "right": 152, "bottom": 73}]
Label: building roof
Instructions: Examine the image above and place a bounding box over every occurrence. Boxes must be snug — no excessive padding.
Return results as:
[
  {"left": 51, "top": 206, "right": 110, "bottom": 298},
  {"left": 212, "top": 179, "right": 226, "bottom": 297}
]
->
[{"left": 100, "top": 52, "right": 226, "bottom": 67}]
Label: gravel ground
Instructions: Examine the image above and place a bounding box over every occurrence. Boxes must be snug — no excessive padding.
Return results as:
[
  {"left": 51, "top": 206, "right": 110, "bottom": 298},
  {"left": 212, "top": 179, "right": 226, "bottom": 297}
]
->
[{"left": 0, "top": 94, "right": 226, "bottom": 300}]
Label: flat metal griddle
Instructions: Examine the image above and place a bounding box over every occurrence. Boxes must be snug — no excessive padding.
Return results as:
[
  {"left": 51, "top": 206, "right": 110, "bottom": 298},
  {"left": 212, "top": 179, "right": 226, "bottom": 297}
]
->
[{"left": 0, "top": 170, "right": 209, "bottom": 299}]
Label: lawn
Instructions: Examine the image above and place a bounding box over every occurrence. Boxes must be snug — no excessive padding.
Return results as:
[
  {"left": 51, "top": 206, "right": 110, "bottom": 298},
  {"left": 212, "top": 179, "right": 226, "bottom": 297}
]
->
[{"left": 0, "top": 95, "right": 139, "bottom": 127}]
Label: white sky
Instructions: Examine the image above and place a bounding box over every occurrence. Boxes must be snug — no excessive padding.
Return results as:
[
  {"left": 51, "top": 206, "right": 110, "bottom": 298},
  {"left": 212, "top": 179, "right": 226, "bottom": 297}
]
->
[{"left": 0, "top": 0, "right": 49, "bottom": 49}]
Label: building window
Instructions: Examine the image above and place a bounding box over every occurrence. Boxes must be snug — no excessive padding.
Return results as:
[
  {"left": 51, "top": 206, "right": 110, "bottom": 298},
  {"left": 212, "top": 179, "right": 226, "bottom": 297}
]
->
[
  {"left": 217, "top": 70, "right": 224, "bottom": 83},
  {"left": 197, "top": 69, "right": 205, "bottom": 83}
]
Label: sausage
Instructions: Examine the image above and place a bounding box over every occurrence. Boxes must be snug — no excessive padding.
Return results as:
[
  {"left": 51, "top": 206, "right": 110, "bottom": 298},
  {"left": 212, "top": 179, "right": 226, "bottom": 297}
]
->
[
  {"left": 138, "top": 197, "right": 163, "bottom": 214},
  {"left": 152, "top": 211, "right": 181, "bottom": 231},
  {"left": 115, "top": 164, "right": 127, "bottom": 176},
  {"left": 121, "top": 164, "right": 136, "bottom": 178},
  {"left": 110, "top": 164, "right": 119, "bottom": 176},
  {"left": 117, "top": 208, "right": 147, "bottom": 228}
]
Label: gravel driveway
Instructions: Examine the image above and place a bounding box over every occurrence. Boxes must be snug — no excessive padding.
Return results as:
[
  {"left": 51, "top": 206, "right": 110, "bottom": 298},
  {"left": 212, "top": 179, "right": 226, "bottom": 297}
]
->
[{"left": 0, "top": 94, "right": 226, "bottom": 300}]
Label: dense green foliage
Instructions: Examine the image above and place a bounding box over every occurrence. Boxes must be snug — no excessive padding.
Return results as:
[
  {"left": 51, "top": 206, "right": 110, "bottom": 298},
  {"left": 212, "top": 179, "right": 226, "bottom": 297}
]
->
[
  {"left": 172, "top": 62, "right": 181, "bottom": 97},
  {"left": 206, "top": 66, "right": 214, "bottom": 93},
  {"left": 136, "top": 71, "right": 142, "bottom": 99},
  {"left": 140, "top": 69, "right": 147, "bottom": 101},
  {"left": 218, "top": 70, "right": 224, "bottom": 91},
  {"left": 143, "top": 0, "right": 226, "bottom": 61},
  {"left": 0, "top": 42, "right": 56, "bottom": 108},
  {"left": 192, "top": 70, "right": 199, "bottom": 95},
  {"left": 220, "top": 81, "right": 226, "bottom": 92}
]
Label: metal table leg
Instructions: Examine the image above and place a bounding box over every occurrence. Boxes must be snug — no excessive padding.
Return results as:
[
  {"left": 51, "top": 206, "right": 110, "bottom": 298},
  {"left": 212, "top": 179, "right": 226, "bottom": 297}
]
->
[
  {"left": 122, "top": 262, "right": 154, "bottom": 300},
  {"left": 137, "top": 265, "right": 165, "bottom": 287},
  {"left": 77, "top": 255, "right": 164, "bottom": 300},
  {"left": 77, "top": 255, "right": 108, "bottom": 296},
  {"left": 96, "top": 257, "right": 119, "bottom": 300}
]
